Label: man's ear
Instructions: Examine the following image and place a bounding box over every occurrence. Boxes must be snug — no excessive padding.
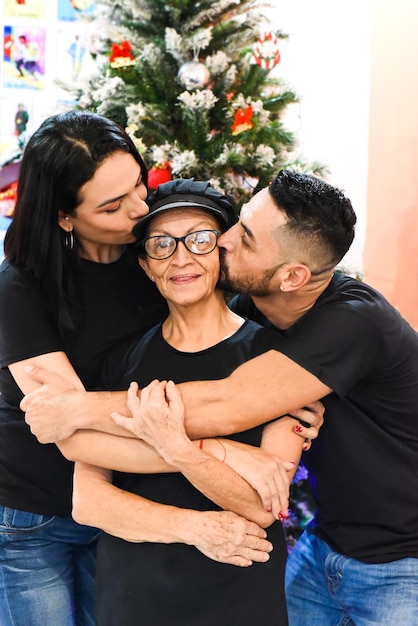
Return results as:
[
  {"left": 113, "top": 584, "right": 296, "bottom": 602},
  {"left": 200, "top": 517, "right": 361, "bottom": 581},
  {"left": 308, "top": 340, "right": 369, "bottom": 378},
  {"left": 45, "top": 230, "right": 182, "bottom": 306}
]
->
[
  {"left": 138, "top": 255, "right": 154, "bottom": 281},
  {"left": 280, "top": 263, "right": 311, "bottom": 291}
]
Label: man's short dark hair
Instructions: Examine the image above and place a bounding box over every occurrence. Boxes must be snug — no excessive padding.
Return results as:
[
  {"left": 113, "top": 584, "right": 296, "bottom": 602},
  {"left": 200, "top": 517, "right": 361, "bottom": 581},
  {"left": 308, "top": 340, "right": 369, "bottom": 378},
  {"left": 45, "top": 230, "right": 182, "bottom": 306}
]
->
[{"left": 268, "top": 170, "right": 357, "bottom": 268}]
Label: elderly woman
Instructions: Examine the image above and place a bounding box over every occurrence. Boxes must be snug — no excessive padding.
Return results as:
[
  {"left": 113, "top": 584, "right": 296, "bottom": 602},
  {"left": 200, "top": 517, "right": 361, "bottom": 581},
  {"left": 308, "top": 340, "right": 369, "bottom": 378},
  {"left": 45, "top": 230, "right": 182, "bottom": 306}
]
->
[{"left": 71, "top": 179, "right": 309, "bottom": 626}]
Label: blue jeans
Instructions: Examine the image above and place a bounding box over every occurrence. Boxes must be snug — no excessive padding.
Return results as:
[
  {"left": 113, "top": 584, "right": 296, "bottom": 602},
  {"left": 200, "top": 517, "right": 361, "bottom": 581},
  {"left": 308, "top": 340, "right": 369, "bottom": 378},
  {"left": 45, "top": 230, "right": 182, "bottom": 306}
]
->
[
  {"left": 0, "top": 506, "right": 100, "bottom": 626},
  {"left": 285, "top": 525, "right": 418, "bottom": 625}
]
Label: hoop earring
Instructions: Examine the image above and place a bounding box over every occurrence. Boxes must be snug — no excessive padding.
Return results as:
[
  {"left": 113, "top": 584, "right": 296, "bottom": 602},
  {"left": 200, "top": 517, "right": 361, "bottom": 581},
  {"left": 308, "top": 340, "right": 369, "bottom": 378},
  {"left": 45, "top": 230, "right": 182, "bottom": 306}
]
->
[{"left": 65, "top": 229, "right": 74, "bottom": 250}]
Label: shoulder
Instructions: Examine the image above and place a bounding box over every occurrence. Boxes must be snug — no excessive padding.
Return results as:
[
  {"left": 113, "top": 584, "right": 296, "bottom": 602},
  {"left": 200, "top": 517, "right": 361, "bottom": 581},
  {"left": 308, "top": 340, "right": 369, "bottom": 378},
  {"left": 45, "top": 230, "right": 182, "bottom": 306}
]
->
[
  {"left": 323, "top": 273, "right": 390, "bottom": 309},
  {"left": 313, "top": 273, "right": 411, "bottom": 333},
  {"left": 0, "top": 260, "right": 36, "bottom": 294}
]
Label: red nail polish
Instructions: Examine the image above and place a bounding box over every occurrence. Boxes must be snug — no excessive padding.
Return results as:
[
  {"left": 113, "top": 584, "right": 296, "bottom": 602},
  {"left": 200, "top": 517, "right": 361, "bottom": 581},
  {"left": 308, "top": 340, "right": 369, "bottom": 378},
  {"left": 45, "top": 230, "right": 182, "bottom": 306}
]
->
[
  {"left": 294, "top": 425, "right": 303, "bottom": 433},
  {"left": 278, "top": 513, "right": 284, "bottom": 522}
]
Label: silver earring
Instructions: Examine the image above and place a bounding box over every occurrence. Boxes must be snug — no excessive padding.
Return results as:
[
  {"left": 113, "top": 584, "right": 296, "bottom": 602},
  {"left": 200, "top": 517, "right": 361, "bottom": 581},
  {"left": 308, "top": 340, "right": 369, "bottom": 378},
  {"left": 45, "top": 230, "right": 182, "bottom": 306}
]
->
[
  {"left": 65, "top": 229, "right": 74, "bottom": 249},
  {"left": 280, "top": 284, "right": 285, "bottom": 291}
]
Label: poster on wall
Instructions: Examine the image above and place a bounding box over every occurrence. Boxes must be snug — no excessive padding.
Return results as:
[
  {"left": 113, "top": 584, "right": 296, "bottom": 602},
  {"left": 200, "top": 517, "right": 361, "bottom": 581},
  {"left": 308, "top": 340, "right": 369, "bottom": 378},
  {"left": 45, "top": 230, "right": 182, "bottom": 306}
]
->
[
  {"left": 54, "top": 23, "right": 90, "bottom": 86},
  {"left": 4, "top": 0, "right": 47, "bottom": 20},
  {"left": 3, "top": 25, "right": 46, "bottom": 90},
  {"left": 0, "top": 95, "right": 34, "bottom": 161},
  {"left": 58, "top": 0, "right": 95, "bottom": 22}
]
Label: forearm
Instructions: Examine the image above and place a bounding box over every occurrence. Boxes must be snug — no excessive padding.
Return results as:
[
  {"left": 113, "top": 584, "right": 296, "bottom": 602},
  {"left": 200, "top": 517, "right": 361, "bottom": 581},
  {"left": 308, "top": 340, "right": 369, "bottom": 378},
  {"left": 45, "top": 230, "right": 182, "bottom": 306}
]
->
[
  {"left": 73, "top": 462, "right": 274, "bottom": 567},
  {"left": 72, "top": 463, "right": 215, "bottom": 544},
  {"left": 69, "top": 390, "right": 133, "bottom": 435},
  {"left": 180, "top": 350, "right": 330, "bottom": 438},
  {"left": 160, "top": 439, "right": 275, "bottom": 527},
  {"left": 58, "top": 429, "right": 171, "bottom": 471},
  {"left": 58, "top": 427, "right": 248, "bottom": 475},
  {"left": 23, "top": 351, "right": 329, "bottom": 443}
]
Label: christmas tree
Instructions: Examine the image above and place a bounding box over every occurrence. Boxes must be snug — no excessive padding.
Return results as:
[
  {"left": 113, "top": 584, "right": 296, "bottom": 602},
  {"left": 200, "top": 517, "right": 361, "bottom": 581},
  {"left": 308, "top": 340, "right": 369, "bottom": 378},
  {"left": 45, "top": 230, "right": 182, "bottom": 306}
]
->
[
  {"left": 73, "top": 0, "right": 319, "bottom": 546},
  {"left": 73, "top": 0, "right": 323, "bottom": 206}
]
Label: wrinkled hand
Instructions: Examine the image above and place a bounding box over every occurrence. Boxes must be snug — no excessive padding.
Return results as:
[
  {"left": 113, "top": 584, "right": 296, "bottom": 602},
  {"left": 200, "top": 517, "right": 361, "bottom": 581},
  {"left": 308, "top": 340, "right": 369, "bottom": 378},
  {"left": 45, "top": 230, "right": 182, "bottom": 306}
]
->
[
  {"left": 111, "top": 380, "right": 189, "bottom": 460},
  {"left": 289, "top": 400, "right": 325, "bottom": 451},
  {"left": 20, "top": 366, "right": 81, "bottom": 443},
  {"left": 194, "top": 510, "right": 272, "bottom": 567},
  {"left": 224, "top": 443, "right": 292, "bottom": 520}
]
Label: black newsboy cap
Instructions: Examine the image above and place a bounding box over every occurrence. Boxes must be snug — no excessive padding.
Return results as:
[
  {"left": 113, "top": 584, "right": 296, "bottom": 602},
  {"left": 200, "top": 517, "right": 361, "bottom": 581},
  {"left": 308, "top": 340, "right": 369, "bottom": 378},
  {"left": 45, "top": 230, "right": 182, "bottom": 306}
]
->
[{"left": 132, "top": 178, "right": 237, "bottom": 242}]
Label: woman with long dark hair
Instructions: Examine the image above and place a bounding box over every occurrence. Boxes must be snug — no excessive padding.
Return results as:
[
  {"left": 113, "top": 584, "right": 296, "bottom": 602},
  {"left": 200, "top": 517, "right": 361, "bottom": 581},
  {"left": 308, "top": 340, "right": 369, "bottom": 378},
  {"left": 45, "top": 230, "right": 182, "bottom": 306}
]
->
[{"left": 0, "top": 110, "right": 168, "bottom": 625}]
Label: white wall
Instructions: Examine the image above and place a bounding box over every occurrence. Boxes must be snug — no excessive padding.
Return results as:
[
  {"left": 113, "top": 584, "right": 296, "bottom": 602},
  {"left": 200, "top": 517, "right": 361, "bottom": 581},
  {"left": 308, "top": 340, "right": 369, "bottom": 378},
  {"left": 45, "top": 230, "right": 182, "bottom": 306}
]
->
[{"left": 269, "top": 0, "right": 372, "bottom": 273}]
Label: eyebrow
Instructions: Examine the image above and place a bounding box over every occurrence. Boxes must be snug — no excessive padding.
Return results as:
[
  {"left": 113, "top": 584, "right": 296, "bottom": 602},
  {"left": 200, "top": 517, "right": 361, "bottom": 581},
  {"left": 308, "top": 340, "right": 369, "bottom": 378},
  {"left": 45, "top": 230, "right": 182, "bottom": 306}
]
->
[
  {"left": 97, "top": 194, "right": 125, "bottom": 208},
  {"left": 96, "top": 172, "right": 143, "bottom": 208},
  {"left": 240, "top": 219, "right": 255, "bottom": 241}
]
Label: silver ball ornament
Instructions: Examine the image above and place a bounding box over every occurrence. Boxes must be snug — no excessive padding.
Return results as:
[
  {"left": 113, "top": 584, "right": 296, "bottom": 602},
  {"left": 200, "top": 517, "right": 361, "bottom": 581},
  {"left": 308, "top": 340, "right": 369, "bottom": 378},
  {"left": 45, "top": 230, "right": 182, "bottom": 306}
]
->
[{"left": 178, "top": 61, "right": 210, "bottom": 90}]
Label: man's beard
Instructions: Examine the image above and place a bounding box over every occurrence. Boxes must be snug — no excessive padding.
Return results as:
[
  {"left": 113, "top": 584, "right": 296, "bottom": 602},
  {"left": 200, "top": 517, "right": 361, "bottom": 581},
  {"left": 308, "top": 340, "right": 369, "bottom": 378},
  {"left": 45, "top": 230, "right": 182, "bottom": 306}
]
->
[{"left": 218, "top": 249, "right": 282, "bottom": 297}]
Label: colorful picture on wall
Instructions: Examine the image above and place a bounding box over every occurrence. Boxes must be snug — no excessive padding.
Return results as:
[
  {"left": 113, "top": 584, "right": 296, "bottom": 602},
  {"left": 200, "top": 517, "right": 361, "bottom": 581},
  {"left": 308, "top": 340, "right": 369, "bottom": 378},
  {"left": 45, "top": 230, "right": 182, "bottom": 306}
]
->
[
  {"left": 0, "top": 95, "right": 34, "bottom": 163},
  {"left": 54, "top": 24, "right": 90, "bottom": 86},
  {"left": 3, "top": 25, "right": 46, "bottom": 90},
  {"left": 58, "top": 0, "right": 95, "bottom": 22},
  {"left": 4, "top": 0, "right": 47, "bottom": 19}
]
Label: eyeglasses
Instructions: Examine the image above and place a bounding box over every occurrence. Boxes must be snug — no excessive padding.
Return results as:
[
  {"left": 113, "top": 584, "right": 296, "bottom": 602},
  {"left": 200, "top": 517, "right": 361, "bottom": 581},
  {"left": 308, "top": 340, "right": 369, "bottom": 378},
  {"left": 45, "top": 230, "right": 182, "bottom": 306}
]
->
[{"left": 141, "top": 229, "right": 220, "bottom": 260}]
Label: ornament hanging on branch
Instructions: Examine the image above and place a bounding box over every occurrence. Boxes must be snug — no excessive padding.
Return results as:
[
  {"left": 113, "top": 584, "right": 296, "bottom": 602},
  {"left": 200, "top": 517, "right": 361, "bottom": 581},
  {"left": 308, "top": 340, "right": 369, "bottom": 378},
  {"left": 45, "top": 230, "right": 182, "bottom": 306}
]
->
[
  {"left": 178, "top": 59, "right": 210, "bottom": 90},
  {"left": 231, "top": 105, "right": 254, "bottom": 136},
  {"left": 253, "top": 32, "right": 281, "bottom": 70},
  {"left": 109, "top": 40, "right": 136, "bottom": 69},
  {"left": 148, "top": 162, "right": 172, "bottom": 190}
]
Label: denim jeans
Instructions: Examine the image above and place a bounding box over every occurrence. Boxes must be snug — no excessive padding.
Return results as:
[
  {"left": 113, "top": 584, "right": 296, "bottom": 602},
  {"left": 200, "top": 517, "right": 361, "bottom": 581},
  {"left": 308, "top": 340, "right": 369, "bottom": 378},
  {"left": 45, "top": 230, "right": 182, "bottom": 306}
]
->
[
  {"left": 285, "top": 524, "right": 418, "bottom": 626},
  {"left": 0, "top": 505, "right": 101, "bottom": 626}
]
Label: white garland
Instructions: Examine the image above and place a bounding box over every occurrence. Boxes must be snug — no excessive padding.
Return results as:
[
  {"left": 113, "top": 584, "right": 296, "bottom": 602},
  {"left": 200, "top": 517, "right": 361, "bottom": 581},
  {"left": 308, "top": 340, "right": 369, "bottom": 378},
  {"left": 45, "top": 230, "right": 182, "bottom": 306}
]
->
[
  {"left": 92, "top": 76, "right": 127, "bottom": 103},
  {"left": 214, "top": 143, "right": 245, "bottom": 166},
  {"left": 250, "top": 99, "right": 270, "bottom": 123},
  {"left": 150, "top": 143, "right": 173, "bottom": 164},
  {"left": 126, "top": 102, "right": 147, "bottom": 125},
  {"left": 170, "top": 150, "right": 199, "bottom": 175},
  {"left": 205, "top": 51, "right": 230, "bottom": 75},
  {"left": 177, "top": 89, "right": 218, "bottom": 111},
  {"left": 139, "top": 43, "right": 162, "bottom": 65},
  {"left": 165, "top": 28, "right": 187, "bottom": 64},
  {"left": 224, "top": 64, "right": 237, "bottom": 89},
  {"left": 253, "top": 144, "right": 275, "bottom": 166},
  {"left": 231, "top": 94, "right": 270, "bottom": 123},
  {"left": 190, "top": 27, "right": 213, "bottom": 53}
]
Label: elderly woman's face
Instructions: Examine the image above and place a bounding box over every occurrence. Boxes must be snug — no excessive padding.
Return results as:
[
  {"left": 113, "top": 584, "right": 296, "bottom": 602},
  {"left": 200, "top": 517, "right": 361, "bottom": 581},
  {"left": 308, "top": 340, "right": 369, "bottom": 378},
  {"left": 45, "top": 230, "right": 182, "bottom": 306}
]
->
[{"left": 139, "top": 207, "right": 221, "bottom": 307}]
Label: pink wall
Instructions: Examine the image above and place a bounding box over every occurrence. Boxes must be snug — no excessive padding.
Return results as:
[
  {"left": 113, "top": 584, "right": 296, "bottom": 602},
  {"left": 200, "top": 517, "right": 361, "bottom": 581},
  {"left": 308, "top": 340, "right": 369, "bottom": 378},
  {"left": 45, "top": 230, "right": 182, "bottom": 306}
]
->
[{"left": 364, "top": 0, "right": 418, "bottom": 328}]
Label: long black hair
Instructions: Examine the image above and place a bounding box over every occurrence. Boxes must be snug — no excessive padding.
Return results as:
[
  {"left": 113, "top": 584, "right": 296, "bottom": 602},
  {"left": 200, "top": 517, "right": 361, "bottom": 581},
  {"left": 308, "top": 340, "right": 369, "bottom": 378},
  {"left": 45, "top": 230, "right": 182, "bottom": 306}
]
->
[{"left": 5, "top": 110, "right": 148, "bottom": 328}]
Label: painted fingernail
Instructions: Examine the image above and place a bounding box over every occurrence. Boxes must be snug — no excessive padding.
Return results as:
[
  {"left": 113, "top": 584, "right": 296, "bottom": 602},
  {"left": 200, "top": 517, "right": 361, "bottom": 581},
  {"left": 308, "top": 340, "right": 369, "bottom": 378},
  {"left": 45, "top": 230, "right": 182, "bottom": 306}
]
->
[
  {"left": 266, "top": 505, "right": 272, "bottom": 512},
  {"left": 294, "top": 425, "right": 303, "bottom": 433},
  {"left": 278, "top": 513, "right": 284, "bottom": 521}
]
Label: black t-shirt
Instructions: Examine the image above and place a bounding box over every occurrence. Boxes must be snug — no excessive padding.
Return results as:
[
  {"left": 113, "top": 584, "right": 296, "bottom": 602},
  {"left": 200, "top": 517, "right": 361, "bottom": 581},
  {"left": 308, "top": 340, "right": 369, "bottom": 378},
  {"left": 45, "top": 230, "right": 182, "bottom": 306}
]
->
[
  {"left": 0, "top": 250, "right": 168, "bottom": 516},
  {"left": 97, "top": 321, "right": 288, "bottom": 626},
  {"left": 230, "top": 273, "right": 418, "bottom": 563}
]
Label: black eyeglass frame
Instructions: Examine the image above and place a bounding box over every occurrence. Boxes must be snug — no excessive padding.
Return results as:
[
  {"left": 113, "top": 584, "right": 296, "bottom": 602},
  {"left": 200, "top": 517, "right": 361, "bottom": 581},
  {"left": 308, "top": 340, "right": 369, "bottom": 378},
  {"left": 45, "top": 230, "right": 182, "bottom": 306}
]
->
[{"left": 140, "top": 229, "right": 221, "bottom": 260}]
